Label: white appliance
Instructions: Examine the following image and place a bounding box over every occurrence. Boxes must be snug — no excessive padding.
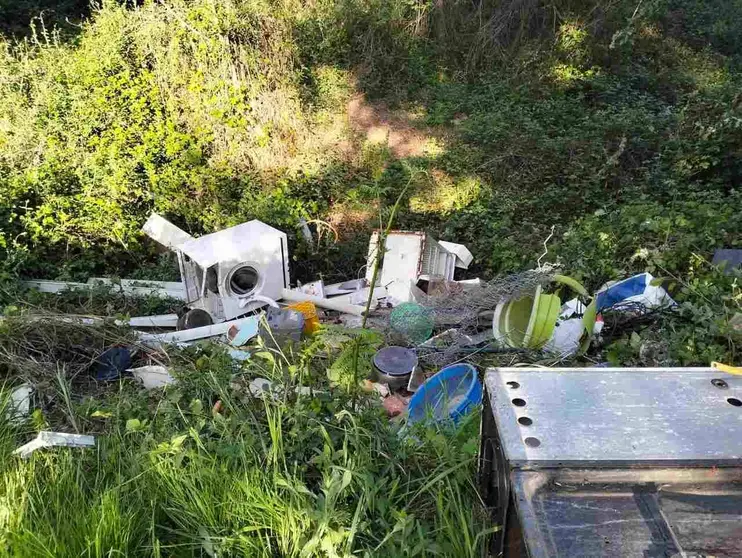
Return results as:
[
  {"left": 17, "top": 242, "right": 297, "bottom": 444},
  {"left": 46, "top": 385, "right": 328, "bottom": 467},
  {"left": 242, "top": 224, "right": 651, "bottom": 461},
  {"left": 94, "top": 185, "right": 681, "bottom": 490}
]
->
[
  {"left": 143, "top": 214, "right": 290, "bottom": 321},
  {"left": 365, "top": 230, "right": 458, "bottom": 304}
]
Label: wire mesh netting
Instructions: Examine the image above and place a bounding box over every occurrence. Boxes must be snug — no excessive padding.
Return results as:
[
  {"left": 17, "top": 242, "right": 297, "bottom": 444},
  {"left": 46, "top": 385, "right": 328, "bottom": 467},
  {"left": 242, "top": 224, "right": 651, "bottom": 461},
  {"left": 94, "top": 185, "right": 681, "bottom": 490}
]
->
[{"left": 409, "top": 266, "right": 557, "bottom": 367}]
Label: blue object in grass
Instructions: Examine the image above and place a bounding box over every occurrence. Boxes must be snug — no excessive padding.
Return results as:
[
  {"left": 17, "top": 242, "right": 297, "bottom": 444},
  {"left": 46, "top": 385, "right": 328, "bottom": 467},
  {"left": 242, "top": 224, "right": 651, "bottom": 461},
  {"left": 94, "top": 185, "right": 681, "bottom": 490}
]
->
[
  {"left": 407, "top": 363, "right": 482, "bottom": 426},
  {"left": 94, "top": 346, "right": 132, "bottom": 381}
]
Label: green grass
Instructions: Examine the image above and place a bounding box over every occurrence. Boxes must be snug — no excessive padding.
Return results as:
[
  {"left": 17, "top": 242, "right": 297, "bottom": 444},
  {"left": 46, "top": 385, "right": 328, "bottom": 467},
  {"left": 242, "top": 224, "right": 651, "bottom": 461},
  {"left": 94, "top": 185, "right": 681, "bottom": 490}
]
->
[{"left": 0, "top": 318, "right": 491, "bottom": 557}]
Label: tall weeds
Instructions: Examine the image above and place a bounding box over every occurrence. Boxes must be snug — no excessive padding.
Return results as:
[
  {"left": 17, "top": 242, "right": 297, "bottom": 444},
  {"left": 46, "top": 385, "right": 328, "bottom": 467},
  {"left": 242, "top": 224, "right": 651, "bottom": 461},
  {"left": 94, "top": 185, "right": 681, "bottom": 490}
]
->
[{"left": 0, "top": 325, "right": 489, "bottom": 556}]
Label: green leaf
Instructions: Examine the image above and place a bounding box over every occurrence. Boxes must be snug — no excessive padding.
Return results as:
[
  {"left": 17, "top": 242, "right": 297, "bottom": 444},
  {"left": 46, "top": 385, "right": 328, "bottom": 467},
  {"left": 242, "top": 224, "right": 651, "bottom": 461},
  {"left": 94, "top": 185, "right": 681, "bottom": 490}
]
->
[
  {"left": 125, "top": 418, "right": 142, "bottom": 432},
  {"left": 341, "top": 469, "right": 352, "bottom": 491},
  {"left": 553, "top": 274, "right": 590, "bottom": 298},
  {"left": 189, "top": 399, "right": 204, "bottom": 415},
  {"left": 630, "top": 332, "right": 642, "bottom": 350}
]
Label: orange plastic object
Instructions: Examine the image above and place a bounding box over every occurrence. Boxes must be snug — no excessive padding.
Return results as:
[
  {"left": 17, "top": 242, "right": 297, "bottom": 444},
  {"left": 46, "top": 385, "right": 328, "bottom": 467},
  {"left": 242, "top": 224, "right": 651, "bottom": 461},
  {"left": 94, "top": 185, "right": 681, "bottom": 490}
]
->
[{"left": 287, "top": 301, "right": 321, "bottom": 334}]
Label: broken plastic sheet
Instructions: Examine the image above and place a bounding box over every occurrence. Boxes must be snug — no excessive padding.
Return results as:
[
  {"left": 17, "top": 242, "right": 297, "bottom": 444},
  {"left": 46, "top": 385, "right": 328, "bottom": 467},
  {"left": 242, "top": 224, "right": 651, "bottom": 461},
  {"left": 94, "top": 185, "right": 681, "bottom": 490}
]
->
[
  {"left": 596, "top": 272, "right": 675, "bottom": 312},
  {"left": 437, "top": 241, "right": 474, "bottom": 269},
  {"left": 128, "top": 365, "right": 176, "bottom": 389},
  {"left": 14, "top": 431, "right": 96, "bottom": 459},
  {"left": 230, "top": 319, "right": 260, "bottom": 346},
  {"left": 544, "top": 298, "right": 603, "bottom": 358}
]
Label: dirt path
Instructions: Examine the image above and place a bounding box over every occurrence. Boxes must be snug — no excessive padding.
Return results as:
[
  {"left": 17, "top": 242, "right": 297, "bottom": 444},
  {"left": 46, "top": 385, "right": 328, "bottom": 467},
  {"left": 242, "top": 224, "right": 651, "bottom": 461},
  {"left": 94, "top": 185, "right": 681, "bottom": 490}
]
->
[{"left": 346, "top": 94, "right": 435, "bottom": 158}]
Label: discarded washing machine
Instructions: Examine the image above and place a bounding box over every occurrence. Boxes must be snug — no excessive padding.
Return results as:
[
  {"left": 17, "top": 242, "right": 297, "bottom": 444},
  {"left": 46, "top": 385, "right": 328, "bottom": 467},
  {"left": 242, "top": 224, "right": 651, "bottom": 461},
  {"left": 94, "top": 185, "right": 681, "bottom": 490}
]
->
[{"left": 143, "top": 213, "right": 290, "bottom": 322}]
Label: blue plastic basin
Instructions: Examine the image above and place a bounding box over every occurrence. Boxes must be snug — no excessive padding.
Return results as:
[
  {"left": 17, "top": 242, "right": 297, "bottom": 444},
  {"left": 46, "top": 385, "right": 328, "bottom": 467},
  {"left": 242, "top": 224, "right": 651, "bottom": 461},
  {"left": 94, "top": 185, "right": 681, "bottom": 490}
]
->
[{"left": 407, "top": 363, "right": 482, "bottom": 426}]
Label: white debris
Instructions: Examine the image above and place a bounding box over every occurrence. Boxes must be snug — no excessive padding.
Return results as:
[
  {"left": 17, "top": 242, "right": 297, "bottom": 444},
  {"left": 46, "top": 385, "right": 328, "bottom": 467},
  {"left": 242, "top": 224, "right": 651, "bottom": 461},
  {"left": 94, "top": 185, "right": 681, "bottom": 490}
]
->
[
  {"left": 14, "top": 431, "right": 96, "bottom": 459},
  {"left": 227, "top": 349, "right": 251, "bottom": 362},
  {"left": 22, "top": 279, "right": 187, "bottom": 301},
  {"left": 438, "top": 241, "right": 474, "bottom": 269},
  {"left": 247, "top": 378, "right": 313, "bottom": 399},
  {"left": 281, "top": 289, "right": 365, "bottom": 316},
  {"left": 324, "top": 279, "right": 367, "bottom": 297},
  {"left": 364, "top": 231, "right": 473, "bottom": 305},
  {"left": 329, "top": 286, "right": 388, "bottom": 306},
  {"left": 372, "top": 382, "right": 390, "bottom": 397},
  {"left": 297, "top": 280, "right": 325, "bottom": 298},
  {"left": 229, "top": 318, "right": 260, "bottom": 346},
  {"left": 127, "top": 366, "right": 175, "bottom": 389},
  {"left": 128, "top": 313, "right": 179, "bottom": 328},
  {"left": 365, "top": 231, "right": 458, "bottom": 304},
  {"left": 544, "top": 317, "right": 585, "bottom": 358},
  {"left": 142, "top": 213, "right": 290, "bottom": 321},
  {"left": 7, "top": 384, "right": 33, "bottom": 424},
  {"left": 139, "top": 314, "right": 262, "bottom": 347},
  {"left": 142, "top": 213, "right": 194, "bottom": 249}
]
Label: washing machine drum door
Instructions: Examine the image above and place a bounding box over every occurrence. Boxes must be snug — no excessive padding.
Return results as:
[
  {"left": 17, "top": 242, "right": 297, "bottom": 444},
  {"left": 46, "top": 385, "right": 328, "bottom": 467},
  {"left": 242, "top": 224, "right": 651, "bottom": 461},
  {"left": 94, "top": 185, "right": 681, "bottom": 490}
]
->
[{"left": 224, "top": 263, "right": 265, "bottom": 298}]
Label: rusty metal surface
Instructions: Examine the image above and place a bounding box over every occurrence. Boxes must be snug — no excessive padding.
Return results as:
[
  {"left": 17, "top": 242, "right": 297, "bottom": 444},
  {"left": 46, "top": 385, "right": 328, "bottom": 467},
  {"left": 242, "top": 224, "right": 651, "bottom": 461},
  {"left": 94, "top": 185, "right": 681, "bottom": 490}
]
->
[
  {"left": 512, "top": 468, "right": 742, "bottom": 558},
  {"left": 485, "top": 367, "right": 742, "bottom": 468}
]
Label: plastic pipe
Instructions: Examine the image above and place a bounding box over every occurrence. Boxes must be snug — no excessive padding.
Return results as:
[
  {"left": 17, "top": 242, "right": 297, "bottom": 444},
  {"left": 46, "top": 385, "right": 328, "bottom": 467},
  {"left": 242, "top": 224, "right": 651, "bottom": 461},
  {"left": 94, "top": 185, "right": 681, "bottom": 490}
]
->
[{"left": 281, "top": 289, "right": 365, "bottom": 316}]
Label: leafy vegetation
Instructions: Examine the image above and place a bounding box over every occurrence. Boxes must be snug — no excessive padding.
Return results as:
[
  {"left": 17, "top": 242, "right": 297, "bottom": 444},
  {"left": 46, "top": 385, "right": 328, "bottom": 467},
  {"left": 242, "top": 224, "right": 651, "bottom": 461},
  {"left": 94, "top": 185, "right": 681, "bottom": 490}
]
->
[
  {"left": 0, "top": 313, "right": 487, "bottom": 557},
  {"left": 0, "top": 1, "right": 741, "bottom": 553},
  {"left": 2, "top": 0, "right": 737, "bottom": 364}
]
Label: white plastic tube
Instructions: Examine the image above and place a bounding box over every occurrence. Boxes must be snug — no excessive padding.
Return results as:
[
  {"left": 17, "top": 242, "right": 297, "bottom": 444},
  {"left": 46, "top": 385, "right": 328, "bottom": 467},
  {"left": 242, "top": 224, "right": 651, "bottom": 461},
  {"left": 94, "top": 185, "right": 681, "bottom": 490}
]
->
[{"left": 281, "top": 289, "right": 365, "bottom": 316}]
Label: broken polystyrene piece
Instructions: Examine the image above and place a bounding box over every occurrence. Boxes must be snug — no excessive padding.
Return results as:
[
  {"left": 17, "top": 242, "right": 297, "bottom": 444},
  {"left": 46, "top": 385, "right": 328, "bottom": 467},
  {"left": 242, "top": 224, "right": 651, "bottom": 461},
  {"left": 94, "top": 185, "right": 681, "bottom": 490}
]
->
[
  {"left": 140, "top": 315, "right": 262, "bottom": 347},
  {"left": 438, "top": 241, "right": 474, "bottom": 269},
  {"left": 596, "top": 272, "right": 675, "bottom": 312},
  {"left": 127, "top": 366, "right": 175, "bottom": 388},
  {"left": 7, "top": 384, "right": 33, "bottom": 424},
  {"left": 13, "top": 431, "right": 96, "bottom": 459}
]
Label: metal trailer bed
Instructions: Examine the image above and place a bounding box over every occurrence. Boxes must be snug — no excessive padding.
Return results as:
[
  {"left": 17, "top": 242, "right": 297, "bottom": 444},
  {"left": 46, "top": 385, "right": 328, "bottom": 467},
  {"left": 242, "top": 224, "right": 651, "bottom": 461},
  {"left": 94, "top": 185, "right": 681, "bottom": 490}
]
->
[{"left": 479, "top": 367, "right": 742, "bottom": 558}]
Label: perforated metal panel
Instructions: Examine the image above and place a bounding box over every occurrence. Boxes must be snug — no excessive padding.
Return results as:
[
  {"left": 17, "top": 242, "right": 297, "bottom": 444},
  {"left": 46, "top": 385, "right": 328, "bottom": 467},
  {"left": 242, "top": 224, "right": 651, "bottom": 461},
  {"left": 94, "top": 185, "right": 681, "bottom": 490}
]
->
[{"left": 485, "top": 367, "right": 742, "bottom": 468}]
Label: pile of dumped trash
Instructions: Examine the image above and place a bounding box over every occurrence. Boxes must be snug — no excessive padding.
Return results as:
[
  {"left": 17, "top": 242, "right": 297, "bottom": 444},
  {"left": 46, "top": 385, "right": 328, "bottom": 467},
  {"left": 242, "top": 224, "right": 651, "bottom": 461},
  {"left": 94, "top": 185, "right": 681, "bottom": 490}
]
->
[{"left": 15, "top": 214, "right": 679, "bottom": 442}]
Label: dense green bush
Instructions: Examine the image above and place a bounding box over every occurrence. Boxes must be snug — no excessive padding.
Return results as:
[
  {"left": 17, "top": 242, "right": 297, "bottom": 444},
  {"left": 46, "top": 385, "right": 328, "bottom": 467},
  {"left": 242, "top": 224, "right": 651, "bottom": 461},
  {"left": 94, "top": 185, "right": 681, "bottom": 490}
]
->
[{"left": 0, "top": 0, "right": 740, "bottom": 362}]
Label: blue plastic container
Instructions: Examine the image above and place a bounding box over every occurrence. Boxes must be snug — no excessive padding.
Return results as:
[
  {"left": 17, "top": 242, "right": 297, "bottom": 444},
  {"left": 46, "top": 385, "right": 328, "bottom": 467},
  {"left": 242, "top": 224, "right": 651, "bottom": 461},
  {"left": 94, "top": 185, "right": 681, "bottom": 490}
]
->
[{"left": 407, "top": 363, "right": 482, "bottom": 426}]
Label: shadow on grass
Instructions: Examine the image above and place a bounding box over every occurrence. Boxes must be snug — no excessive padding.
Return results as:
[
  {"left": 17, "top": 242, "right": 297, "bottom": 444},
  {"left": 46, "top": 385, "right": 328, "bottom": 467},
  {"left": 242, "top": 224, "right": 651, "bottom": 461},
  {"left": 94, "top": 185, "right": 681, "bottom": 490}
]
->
[{"left": 0, "top": 0, "right": 89, "bottom": 40}]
